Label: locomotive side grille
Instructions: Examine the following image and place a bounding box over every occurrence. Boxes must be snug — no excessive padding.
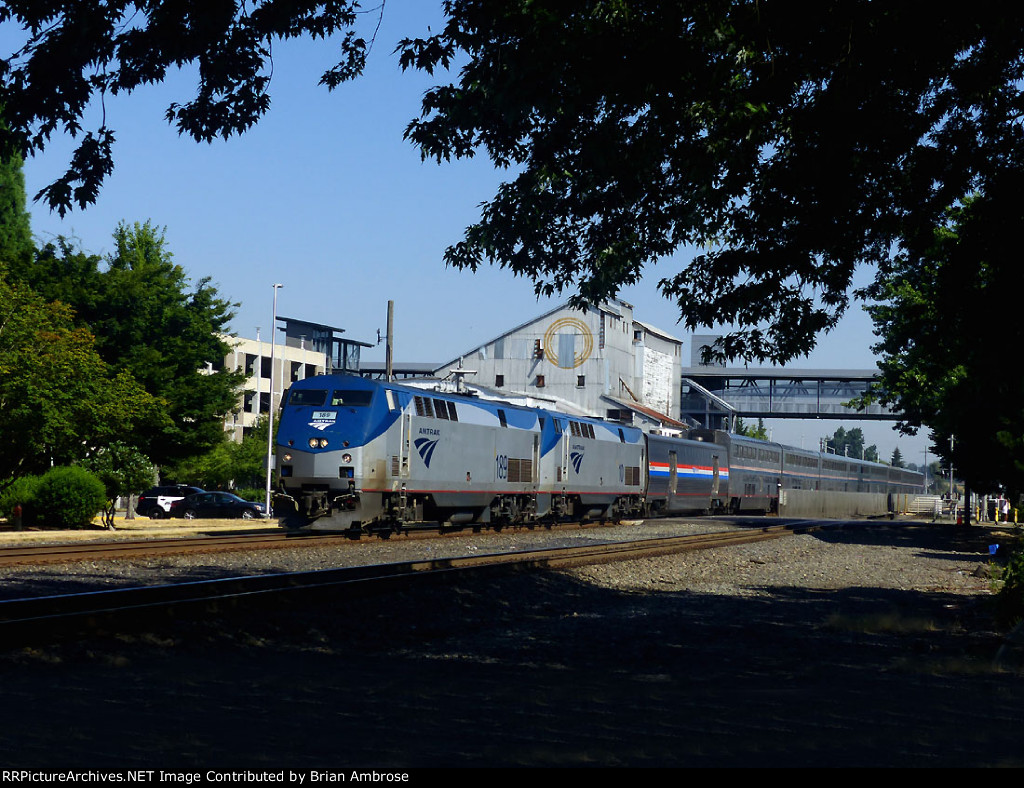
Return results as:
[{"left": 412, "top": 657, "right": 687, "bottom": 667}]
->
[
  {"left": 391, "top": 455, "right": 400, "bottom": 476},
  {"left": 505, "top": 458, "right": 533, "bottom": 484},
  {"left": 624, "top": 466, "right": 641, "bottom": 486}
]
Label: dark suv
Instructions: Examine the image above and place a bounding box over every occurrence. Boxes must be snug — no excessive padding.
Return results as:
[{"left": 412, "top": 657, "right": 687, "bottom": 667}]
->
[{"left": 136, "top": 485, "right": 205, "bottom": 518}]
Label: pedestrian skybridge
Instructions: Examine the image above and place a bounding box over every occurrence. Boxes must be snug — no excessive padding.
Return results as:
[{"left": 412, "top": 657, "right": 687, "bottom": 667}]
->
[{"left": 681, "top": 367, "right": 894, "bottom": 429}]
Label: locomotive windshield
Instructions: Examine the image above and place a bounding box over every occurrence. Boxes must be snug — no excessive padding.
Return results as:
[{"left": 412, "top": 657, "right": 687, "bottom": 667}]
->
[
  {"left": 288, "top": 389, "right": 327, "bottom": 407},
  {"left": 330, "top": 390, "right": 373, "bottom": 407}
]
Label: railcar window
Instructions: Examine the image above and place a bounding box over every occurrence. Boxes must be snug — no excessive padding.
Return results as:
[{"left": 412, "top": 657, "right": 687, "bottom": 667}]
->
[
  {"left": 330, "top": 390, "right": 373, "bottom": 407},
  {"left": 447, "top": 401, "right": 458, "bottom": 421},
  {"left": 433, "top": 398, "right": 449, "bottom": 420},
  {"left": 497, "top": 409, "right": 508, "bottom": 428},
  {"left": 288, "top": 389, "right": 327, "bottom": 406}
]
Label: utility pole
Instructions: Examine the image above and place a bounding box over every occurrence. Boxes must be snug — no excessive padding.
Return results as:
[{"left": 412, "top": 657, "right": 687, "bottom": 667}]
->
[
  {"left": 265, "top": 284, "right": 282, "bottom": 518},
  {"left": 386, "top": 300, "right": 394, "bottom": 382}
]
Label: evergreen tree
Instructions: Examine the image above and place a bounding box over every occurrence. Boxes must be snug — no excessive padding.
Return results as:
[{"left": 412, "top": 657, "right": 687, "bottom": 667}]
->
[{"left": 0, "top": 148, "right": 32, "bottom": 263}]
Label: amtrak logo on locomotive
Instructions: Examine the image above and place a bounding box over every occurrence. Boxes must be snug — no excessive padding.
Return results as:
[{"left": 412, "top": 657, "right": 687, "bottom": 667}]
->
[
  {"left": 414, "top": 437, "right": 439, "bottom": 467},
  {"left": 308, "top": 410, "right": 337, "bottom": 431}
]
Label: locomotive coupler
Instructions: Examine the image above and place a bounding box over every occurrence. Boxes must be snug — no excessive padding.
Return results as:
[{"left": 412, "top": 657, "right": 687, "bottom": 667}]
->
[{"left": 331, "top": 491, "right": 361, "bottom": 511}]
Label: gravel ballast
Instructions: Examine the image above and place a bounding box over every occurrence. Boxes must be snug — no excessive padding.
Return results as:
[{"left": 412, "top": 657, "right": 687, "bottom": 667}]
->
[{"left": 0, "top": 517, "right": 1020, "bottom": 768}]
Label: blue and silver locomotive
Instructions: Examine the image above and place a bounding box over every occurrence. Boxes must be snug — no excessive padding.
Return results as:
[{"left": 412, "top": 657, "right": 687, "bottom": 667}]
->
[{"left": 273, "top": 375, "right": 648, "bottom": 533}]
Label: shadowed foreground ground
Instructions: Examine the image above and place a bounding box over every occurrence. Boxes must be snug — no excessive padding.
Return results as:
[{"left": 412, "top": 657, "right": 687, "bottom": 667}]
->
[{"left": 0, "top": 524, "right": 1020, "bottom": 769}]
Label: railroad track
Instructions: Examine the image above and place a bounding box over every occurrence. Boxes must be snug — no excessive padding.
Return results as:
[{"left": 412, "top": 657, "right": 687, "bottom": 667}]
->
[
  {"left": 0, "top": 530, "right": 352, "bottom": 567},
  {"left": 0, "top": 517, "right": 652, "bottom": 567},
  {"left": 0, "top": 520, "right": 827, "bottom": 646}
]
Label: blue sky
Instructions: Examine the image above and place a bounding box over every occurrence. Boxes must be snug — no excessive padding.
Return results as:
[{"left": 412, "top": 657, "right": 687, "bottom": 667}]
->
[{"left": 5, "top": 2, "right": 931, "bottom": 463}]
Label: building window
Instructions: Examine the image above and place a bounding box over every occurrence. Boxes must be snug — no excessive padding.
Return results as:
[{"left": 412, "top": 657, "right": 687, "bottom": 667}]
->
[
  {"left": 577, "top": 375, "right": 585, "bottom": 387},
  {"left": 536, "top": 374, "right": 545, "bottom": 388},
  {"left": 495, "top": 374, "right": 504, "bottom": 388}
]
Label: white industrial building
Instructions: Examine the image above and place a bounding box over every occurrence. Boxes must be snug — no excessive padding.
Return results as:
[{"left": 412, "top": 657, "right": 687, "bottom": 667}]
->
[{"left": 431, "top": 299, "right": 687, "bottom": 431}]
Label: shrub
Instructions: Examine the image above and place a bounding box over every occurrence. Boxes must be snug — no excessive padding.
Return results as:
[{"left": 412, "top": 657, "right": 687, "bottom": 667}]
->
[
  {"left": 997, "top": 546, "right": 1024, "bottom": 628},
  {"left": 0, "top": 475, "right": 42, "bottom": 527},
  {"left": 235, "top": 487, "right": 265, "bottom": 504},
  {"left": 34, "top": 466, "right": 107, "bottom": 529}
]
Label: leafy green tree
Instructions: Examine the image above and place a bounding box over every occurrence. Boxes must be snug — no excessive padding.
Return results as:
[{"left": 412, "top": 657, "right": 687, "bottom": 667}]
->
[
  {"left": 0, "top": 1, "right": 371, "bottom": 215},
  {"left": 890, "top": 447, "right": 904, "bottom": 469},
  {"left": 168, "top": 417, "right": 271, "bottom": 492},
  {"left": 83, "top": 442, "right": 157, "bottom": 528},
  {"left": 22, "top": 222, "right": 244, "bottom": 466},
  {"left": 0, "top": 273, "right": 164, "bottom": 481},
  {"left": 399, "top": 2, "right": 1024, "bottom": 363}
]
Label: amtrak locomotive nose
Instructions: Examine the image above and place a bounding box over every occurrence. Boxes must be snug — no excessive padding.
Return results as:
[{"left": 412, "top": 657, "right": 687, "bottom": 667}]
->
[{"left": 274, "top": 379, "right": 387, "bottom": 528}]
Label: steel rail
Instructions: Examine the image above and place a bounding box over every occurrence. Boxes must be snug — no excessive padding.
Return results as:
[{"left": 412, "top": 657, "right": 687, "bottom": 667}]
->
[{"left": 0, "top": 531, "right": 350, "bottom": 566}]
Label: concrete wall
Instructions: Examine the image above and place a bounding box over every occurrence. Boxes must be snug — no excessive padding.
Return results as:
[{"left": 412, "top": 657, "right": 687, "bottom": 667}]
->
[{"left": 780, "top": 489, "right": 892, "bottom": 518}]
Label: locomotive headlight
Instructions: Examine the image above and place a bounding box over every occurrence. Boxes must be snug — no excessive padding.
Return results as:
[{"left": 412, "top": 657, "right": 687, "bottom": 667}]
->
[
  {"left": 283, "top": 453, "right": 293, "bottom": 462},
  {"left": 308, "top": 438, "right": 319, "bottom": 449},
  {"left": 319, "top": 438, "right": 329, "bottom": 448},
  {"left": 342, "top": 453, "right": 352, "bottom": 463}
]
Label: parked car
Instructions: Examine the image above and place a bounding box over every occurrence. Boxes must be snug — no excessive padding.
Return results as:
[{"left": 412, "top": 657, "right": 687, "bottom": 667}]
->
[
  {"left": 169, "top": 491, "right": 268, "bottom": 520},
  {"left": 136, "top": 485, "right": 205, "bottom": 519}
]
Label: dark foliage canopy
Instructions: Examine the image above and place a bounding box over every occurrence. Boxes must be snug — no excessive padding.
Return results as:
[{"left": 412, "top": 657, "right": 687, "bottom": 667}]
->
[
  {"left": 399, "top": 1, "right": 1024, "bottom": 363},
  {"left": 0, "top": 0, "right": 368, "bottom": 215},
  {"left": 860, "top": 172, "right": 1024, "bottom": 495}
]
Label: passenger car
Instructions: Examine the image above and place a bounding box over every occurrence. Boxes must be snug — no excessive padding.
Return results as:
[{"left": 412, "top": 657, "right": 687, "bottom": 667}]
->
[
  {"left": 136, "top": 485, "right": 205, "bottom": 519},
  {"left": 169, "top": 491, "right": 268, "bottom": 520}
]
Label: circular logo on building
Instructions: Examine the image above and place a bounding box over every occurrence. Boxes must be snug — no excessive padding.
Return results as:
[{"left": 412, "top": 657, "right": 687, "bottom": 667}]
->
[{"left": 544, "top": 317, "right": 594, "bottom": 369}]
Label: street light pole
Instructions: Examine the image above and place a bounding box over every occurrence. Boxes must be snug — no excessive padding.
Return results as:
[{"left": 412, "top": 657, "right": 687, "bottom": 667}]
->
[{"left": 265, "top": 284, "right": 283, "bottom": 517}]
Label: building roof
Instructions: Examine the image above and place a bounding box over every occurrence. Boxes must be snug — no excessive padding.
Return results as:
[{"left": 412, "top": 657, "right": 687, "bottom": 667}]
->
[
  {"left": 603, "top": 395, "right": 688, "bottom": 429},
  {"left": 633, "top": 319, "right": 683, "bottom": 344}
]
